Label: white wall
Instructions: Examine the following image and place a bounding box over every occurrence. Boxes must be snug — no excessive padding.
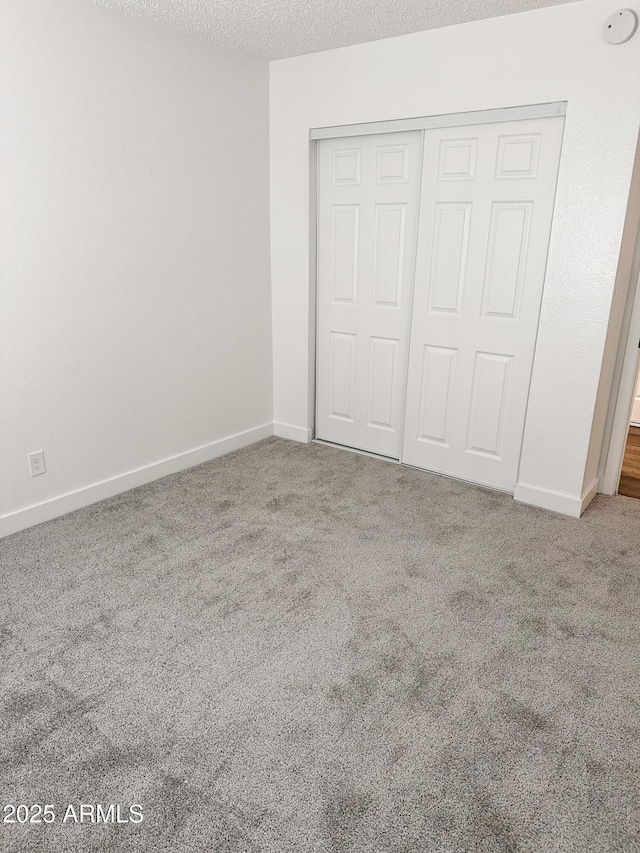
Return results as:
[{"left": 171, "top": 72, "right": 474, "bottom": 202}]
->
[
  {"left": 270, "top": 0, "right": 640, "bottom": 515},
  {"left": 0, "top": 0, "right": 272, "bottom": 536}
]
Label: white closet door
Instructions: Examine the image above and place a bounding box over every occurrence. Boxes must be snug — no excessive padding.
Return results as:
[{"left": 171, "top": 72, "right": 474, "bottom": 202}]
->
[
  {"left": 316, "top": 132, "right": 422, "bottom": 458},
  {"left": 402, "top": 116, "right": 564, "bottom": 491}
]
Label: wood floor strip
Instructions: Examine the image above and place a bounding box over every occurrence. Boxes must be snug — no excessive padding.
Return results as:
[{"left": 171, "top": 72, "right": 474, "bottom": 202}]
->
[{"left": 619, "top": 428, "right": 640, "bottom": 499}]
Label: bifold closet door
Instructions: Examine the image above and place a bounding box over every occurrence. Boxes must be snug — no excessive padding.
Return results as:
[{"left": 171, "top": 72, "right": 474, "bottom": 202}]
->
[
  {"left": 316, "top": 132, "right": 422, "bottom": 458},
  {"left": 402, "top": 116, "right": 565, "bottom": 491}
]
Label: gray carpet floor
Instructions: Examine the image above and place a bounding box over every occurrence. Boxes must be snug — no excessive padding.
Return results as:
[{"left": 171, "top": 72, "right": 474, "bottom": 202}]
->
[{"left": 1, "top": 436, "right": 639, "bottom": 852}]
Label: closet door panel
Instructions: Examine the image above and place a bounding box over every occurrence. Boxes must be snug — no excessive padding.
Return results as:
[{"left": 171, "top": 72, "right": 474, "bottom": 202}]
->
[
  {"left": 316, "top": 131, "right": 423, "bottom": 458},
  {"left": 402, "top": 116, "right": 565, "bottom": 491}
]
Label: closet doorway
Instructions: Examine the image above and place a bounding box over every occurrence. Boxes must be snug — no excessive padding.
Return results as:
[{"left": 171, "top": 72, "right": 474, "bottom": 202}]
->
[
  {"left": 315, "top": 106, "right": 565, "bottom": 493},
  {"left": 618, "top": 367, "right": 640, "bottom": 499}
]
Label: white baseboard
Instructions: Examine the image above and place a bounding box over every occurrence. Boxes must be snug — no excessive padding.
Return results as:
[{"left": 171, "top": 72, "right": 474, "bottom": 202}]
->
[
  {"left": 513, "top": 476, "right": 599, "bottom": 518},
  {"left": 274, "top": 422, "right": 312, "bottom": 443},
  {"left": 580, "top": 477, "right": 599, "bottom": 514},
  {"left": 0, "top": 422, "right": 274, "bottom": 540}
]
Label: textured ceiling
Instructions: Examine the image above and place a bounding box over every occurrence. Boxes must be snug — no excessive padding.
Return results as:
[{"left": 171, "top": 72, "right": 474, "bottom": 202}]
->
[{"left": 93, "top": 0, "right": 578, "bottom": 60}]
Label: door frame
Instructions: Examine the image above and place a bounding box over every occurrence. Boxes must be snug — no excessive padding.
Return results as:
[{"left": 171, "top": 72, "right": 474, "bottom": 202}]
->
[
  {"left": 309, "top": 101, "right": 568, "bottom": 449},
  {"left": 601, "top": 251, "right": 640, "bottom": 493}
]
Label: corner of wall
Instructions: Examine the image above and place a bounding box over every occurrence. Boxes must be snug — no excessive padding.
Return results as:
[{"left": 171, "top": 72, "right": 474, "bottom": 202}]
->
[
  {"left": 513, "top": 475, "right": 599, "bottom": 518},
  {"left": 274, "top": 423, "right": 312, "bottom": 443},
  {"left": 0, "top": 423, "right": 275, "bottom": 540}
]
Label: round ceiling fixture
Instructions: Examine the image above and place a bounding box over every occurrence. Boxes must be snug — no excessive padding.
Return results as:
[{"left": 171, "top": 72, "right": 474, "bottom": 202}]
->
[{"left": 604, "top": 9, "right": 638, "bottom": 44}]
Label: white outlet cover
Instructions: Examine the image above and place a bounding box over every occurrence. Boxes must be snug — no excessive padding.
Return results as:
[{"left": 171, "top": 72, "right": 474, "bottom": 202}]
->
[
  {"left": 604, "top": 9, "right": 638, "bottom": 44},
  {"left": 28, "top": 451, "right": 46, "bottom": 476}
]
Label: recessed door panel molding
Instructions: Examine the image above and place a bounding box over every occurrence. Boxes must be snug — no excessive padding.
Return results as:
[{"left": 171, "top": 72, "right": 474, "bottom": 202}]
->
[
  {"left": 481, "top": 202, "right": 533, "bottom": 320},
  {"left": 417, "top": 345, "right": 457, "bottom": 446},
  {"left": 402, "top": 114, "right": 565, "bottom": 492},
  {"left": 377, "top": 144, "right": 410, "bottom": 183},
  {"left": 316, "top": 130, "right": 423, "bottom": 458},
  {"left": 367, "top": 337, "right": 399, "bottom": 429},
  {"left": 372, "top": 204, "right": 406, "bottom": 307},
  {"left": 466, "top": 352, "right": 513, "bottom": 457},
  {"left": 496, "top": 133, "right": 541, "bottom": 179},
  {"left": 332, "top": 148, "right": 362, "bottom": 185},
  {"left": 427, "top": 202, "right": 472, "bottom": 315},
  {"left": 329, "top": 332, "right": 356, "bottom": 421},
  {"left": 331, "top": 205, "right": 360, "bottom": 303},
  {"left": 438, "top": 138, "right": 478, "bottom": 181}
]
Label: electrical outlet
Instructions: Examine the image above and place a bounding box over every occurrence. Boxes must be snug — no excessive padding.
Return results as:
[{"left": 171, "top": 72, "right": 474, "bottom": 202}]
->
[{"left": 28, "top": 451, "right": 46, "bottom": 477}]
